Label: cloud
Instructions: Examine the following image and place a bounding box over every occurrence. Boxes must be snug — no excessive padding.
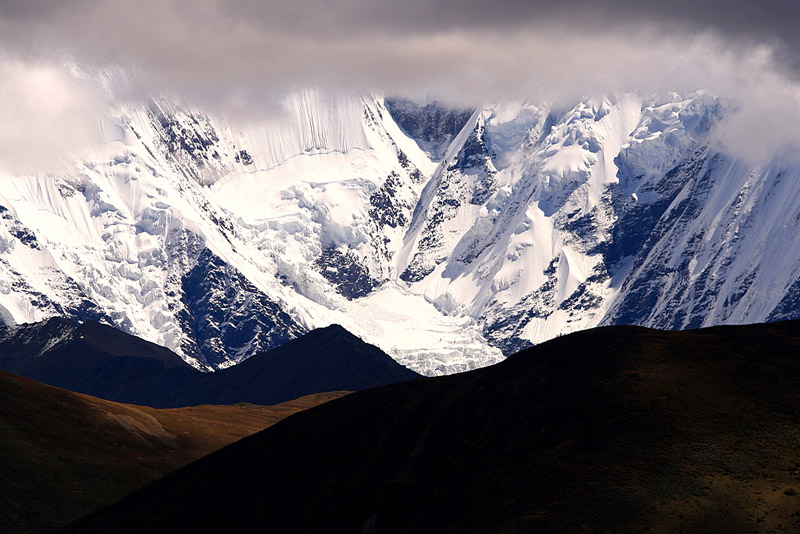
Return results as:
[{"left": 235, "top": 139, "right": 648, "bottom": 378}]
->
[
  {"left": 711, "top": 60, "right": 800, "bottom": 162},
  {"left": 0, "top": 0, "right": 799, "bottom": 167},
  {"left": 0, "top": 58, "right": 105, "bottom": 173},
  {"left": 2, "top": 1, "right": 799, "bottom": 100}
]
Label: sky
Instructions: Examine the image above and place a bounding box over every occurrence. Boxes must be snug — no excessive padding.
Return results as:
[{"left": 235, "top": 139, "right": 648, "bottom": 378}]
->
[{"left": 1, "top": 0, "right": 800, "bottom": 170}]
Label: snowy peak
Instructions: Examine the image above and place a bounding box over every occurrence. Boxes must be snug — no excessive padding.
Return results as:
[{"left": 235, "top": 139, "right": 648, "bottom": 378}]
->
[
  {"left": 383, "top": 97, "right": 473, "bottom": 161},
  {"left": 388, "top": 91, "right": 795, "bottom": 355},
  {"left": 1, "top": 80, "right": 800, "bottom": 375},
  {"left": 0, "top": 82, "right": 503, "bottom": 374}
]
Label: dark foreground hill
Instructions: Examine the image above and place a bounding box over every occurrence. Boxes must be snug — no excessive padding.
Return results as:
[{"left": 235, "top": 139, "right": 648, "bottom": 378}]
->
[
  {"left": 0, "top": 370, "right": 347, "bottom": 534},
  {"left": 181, "top": 323, "right": 420, "bottom": 406},
  {"left": 65, "top": 320, "right": 800, "bottom": 533},
  {"left": 0, "top": 318, "right": 194, "bottom": 406},
  {"left": 0, "top": 319, "right": 419, "bottom": 407}
]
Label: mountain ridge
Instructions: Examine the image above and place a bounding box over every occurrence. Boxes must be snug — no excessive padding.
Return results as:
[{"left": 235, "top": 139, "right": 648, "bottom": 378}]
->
[
  {"left": 1, "top": 79, "right": 799, "bottom": 373},
  {"left": 62, "top": 318, "right": 800, "bottom": 533},
  {"left": 0, "top": 318, "right": 419, "bottom": 408},
  {"left": 0, "top": 369, "right": 347, "bottom": 534}
]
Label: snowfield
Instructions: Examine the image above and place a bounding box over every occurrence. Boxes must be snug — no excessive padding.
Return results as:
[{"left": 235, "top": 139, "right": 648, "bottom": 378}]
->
[{"left": 1, "top": 74, "right": 799, "bottom": 375}]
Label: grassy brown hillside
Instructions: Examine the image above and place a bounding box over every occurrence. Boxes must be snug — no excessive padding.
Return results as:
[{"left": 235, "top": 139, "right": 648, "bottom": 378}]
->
[
  {"left": 65, "top": 320, "right": 800, "bottom": 533},
  {"left": 0, "top": 370, "right": 347, "bottom": 533}
]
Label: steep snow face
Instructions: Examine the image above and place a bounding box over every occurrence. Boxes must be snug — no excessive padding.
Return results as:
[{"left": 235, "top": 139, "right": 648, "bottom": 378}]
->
[
  {"left": 0, "top": 82, "right": 500, "bottom": 373},
  {"left": 395, "top": 90, "right": 800, "bottom": 355},
  {"left": 2, "top": 78, "right": 800, "bottom": 374},
  {"left": 398, "top": 94, "right": 646, "bottom": 351},
  {"left": 606, "top": 148, "right": 800, "bottom": 330}
]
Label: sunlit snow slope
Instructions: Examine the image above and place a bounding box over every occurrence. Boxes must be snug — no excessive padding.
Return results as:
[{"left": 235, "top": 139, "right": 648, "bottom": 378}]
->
[
  {"left": 398, "top": 92, "right": 800, "bottom": 354},
  {"left": 0, "top": 83, "right": 497, "bottom": 374},
  {"left": 1, "top": 76, "right": 799, "bottom": 374}
]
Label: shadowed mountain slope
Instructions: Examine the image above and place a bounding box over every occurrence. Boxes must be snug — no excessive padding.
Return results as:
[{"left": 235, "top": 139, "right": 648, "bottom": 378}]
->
[
  {"left": 65, "top": 319, "right": 800, "bottom": 533},
  {"left": 0, "top": 320, "right": 419, "bottom": 407},
  {"left": 0, "top": 318, "right": 198, "bottom": 406},
  {"left": 186, "top": 323, "right": 422, "bottom": 406},
  {"left": 0, "top": 370, "right": 347, "bottom": 534}
]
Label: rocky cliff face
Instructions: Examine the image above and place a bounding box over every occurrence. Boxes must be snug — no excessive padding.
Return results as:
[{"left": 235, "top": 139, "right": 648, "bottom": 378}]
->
[{"left": 1, "top": 78, "right": 799, "bottom": 373}]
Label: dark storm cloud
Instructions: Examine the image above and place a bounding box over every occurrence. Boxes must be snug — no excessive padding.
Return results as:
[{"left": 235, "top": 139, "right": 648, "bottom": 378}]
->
[
  {"left": 154, "top": 0, "right": 800, "bottom": 46},
  {"left": 1, "top": 0, "right": 799, "bottom": 168},
  {"left": 2, "top": 0, "right": 800, "bottom": 85}
]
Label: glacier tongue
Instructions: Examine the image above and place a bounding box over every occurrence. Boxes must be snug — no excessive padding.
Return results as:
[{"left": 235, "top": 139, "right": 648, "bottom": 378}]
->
[{"left": 2, "top": 77, "right": 800, "bottom": 375}]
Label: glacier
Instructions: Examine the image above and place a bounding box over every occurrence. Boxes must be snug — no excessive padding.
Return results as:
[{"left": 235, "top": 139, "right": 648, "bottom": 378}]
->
[{"left": 1, "top": 72, "right": 799, "bottom": 375}]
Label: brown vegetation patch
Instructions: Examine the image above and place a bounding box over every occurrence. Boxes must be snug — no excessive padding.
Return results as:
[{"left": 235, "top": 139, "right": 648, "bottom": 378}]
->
[{"left": 0, "top": 370, "right": 347, "bottom": 533}]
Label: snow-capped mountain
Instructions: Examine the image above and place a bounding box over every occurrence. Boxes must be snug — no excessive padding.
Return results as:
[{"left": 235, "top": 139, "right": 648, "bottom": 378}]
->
[
  {"left": 1, "top": 70, "right": 799, "bottom": 375},
  {"left": 398, "top": 92, "right": 800, "bottom": 355},
  {"left": 0, "top": 82, "right": 497, "bottom": 374}
]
